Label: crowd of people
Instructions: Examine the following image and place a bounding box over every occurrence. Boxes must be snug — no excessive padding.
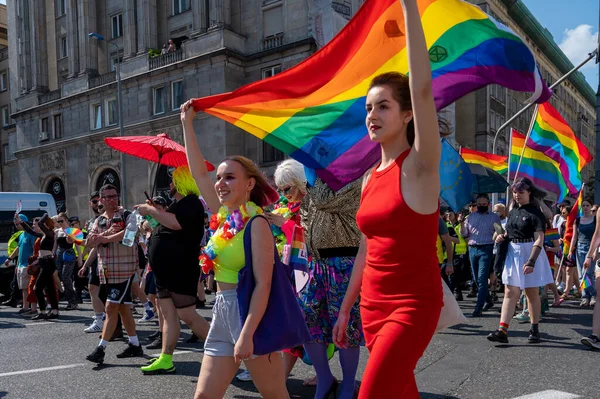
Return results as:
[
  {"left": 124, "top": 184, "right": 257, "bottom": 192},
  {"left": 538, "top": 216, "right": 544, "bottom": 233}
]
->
[{"left": 2, "top": 1, "right": 600, "bottom": 398}]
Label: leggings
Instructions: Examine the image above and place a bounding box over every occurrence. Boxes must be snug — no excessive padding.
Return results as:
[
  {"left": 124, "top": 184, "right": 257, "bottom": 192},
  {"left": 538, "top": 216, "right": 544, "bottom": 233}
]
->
[{"left": 35, "top": 258, "right": 59, "bottom": 312}]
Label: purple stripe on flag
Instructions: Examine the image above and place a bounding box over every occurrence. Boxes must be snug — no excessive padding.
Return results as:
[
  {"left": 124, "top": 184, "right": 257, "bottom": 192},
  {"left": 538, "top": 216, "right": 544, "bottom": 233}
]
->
[
  {"left": 525, "top": 139, "right": 580, "bottom": 195},
  {"left": 509, "top": 171, "right": 561, "bottom": 196}
]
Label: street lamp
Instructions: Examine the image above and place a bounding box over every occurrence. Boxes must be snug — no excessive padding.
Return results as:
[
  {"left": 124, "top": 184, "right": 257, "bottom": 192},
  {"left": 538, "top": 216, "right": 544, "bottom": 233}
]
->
[{"left": 88, "top": 32, "right": 126, "bottom": 207}]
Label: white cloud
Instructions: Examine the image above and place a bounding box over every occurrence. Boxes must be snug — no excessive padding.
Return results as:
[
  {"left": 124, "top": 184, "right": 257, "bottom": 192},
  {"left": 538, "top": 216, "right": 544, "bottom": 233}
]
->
[{"left": 558, "top": 24, "right": 598, "bottom": 69}]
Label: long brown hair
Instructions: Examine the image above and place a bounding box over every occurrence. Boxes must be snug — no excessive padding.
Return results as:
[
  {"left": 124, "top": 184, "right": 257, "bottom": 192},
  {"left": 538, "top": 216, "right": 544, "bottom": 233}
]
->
[
  {"left": 225, "top": 155, "right": 279, "bottom": 207},
  {"left": 368, "top": 72, "right": 450, "bottom": 146},
  {"left": 44, "top": 218, "right": 55, "bottom": 230}
]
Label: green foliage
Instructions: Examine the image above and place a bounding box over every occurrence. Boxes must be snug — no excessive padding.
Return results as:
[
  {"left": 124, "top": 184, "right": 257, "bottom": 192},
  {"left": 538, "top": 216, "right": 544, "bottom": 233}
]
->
[{"left": 148, "top": 48, "right": 161, "bottom": 58}]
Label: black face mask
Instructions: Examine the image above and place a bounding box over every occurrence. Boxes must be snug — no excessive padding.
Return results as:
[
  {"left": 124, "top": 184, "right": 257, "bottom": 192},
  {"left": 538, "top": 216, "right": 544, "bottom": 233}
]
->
[{"left": 477, "top": 206, "right": 488, "bottom": 214}]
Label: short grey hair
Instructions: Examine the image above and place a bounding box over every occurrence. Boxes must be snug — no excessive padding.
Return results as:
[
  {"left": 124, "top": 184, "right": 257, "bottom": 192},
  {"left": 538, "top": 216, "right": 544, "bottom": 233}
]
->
[{"left": 274, "top": 159, "right": 307, "bottom": 194}]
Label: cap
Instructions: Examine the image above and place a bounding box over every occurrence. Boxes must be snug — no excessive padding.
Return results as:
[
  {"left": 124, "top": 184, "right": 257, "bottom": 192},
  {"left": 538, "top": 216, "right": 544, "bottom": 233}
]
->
[
  {"left": 90, "top": 191, "right": 100, "bottom": 200},
  {"left": 68, "top": 216, "right": 80, "bottom": 223},
  {"left": 152, "top": 196, "right": 168, "bottom": 207},
  {"left": 18, "top": 214, "right": 29, "bottom": 222}
]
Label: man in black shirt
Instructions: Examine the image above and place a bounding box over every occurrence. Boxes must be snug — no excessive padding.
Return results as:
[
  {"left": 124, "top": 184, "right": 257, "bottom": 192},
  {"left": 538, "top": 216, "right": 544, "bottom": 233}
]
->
[{"left": 136, "top": 166, "right": 210, "bottom": 374}]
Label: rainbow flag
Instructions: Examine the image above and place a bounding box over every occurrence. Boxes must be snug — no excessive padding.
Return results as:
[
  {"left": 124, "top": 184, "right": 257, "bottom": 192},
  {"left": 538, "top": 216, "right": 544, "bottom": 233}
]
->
[
  {"left": 289, "top": 225, "right": 308, "bottom": 272},
  {"left": 191, "top": 0, "right": 551, "bottom": 190},
  {"left": 564, "top": 186, "right": 584, "bottom": 248},
  {"left": 510, "top": 129, "right": 568, "bottom": 202},
  {"left": 526, "top": 103, "right": 592, "bottom": 195},
  {"left": 544, "top": 228, "right": 560, "bottom": 242},
  {"left": 460, "top": 148, "right": 508, "bottom": 174},
  {"left": 581, "top": 274, "right": 593, "bottom": 290}
]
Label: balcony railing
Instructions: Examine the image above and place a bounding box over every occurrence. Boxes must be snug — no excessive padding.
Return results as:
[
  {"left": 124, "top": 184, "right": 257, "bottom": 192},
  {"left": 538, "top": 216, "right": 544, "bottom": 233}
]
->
[
  {"left": 149, "top": 50, "right": 184, "bottom": 70},
  {"left": 38, "top": 89, "right": 61, "bottom": 105},
  {"left": 262, "top": 33, "right": 284, "bottom": 51},
  {"left": 89, "top": 72, "right": 116, "bottom": 89}
]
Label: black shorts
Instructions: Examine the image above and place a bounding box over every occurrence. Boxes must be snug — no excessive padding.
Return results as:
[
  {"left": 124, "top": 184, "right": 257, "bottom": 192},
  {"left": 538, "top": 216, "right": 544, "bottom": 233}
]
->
[
  {"left": 156, "top": 286, "right": 197, "bottom": 309},
  {"left": 106, "top": 275, "right": 134, "bottom": 305},
  {"left": 144, "top": 271, "right": 156, "bottom": 295},
  {"left": 88, "top": 261, "right": 100, "bottom": 286}
]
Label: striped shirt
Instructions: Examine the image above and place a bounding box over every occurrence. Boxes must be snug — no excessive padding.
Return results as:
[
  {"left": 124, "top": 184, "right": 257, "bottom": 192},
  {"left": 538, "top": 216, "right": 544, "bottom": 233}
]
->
[{"left": 461, "top": 211, "right": 501, "bottom": 246}]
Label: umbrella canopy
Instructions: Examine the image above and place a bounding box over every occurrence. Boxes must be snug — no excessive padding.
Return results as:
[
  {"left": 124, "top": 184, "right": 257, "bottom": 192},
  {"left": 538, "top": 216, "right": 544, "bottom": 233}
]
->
[
  {"left": 104, "top": 133, "right": 215, "bottom": 170},
  {"left": 468, "top": 163, "right": 509, "bottom": 194}
]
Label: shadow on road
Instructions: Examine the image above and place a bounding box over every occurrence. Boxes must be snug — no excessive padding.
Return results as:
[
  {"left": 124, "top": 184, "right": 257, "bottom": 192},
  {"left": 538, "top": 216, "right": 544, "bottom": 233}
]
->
[{"left": 420, "top": 393, "right": 461, "bottom": 399}]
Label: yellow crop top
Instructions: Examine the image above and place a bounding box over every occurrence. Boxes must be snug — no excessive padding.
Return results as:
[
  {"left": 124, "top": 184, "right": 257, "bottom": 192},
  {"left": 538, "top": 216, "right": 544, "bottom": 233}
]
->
[{"left": 213, "top": 228, "right": 247, "bottom": 284}]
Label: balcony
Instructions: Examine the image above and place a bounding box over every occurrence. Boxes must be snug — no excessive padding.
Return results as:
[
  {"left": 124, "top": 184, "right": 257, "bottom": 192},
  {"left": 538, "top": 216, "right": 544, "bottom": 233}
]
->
[
  {"left": 262, "top": 33, "right": 284, "bottom": 51},
  {"left": 149, "top": 50, "right": 185, "bottom": 70},
  {"left": 89, "top": 72, "right": 116, "bottom": 89},
  {"left": 38, "top": 89, "right": 61, "bottom": 105}
]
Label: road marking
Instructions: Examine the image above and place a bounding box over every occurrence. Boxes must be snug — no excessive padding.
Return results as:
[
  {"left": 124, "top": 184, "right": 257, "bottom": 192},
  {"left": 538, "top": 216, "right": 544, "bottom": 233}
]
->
[
  {"left": 0, "top": 363, "right": 85, "bottom": 378},
  {"left": 511, "top": 390, "right": 581, "bottom": 399},
  {"left": 24, "top": 318, "right": 90, "bottom": 326}
]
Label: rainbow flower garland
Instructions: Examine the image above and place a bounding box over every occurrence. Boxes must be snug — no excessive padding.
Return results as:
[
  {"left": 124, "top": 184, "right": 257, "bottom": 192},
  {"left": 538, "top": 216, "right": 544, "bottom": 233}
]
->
[
  {"left": 271, "top": 197, "right": 301, "bottom": 254},
  {"left": 200, "top": 201, "right": 263, "bottom": 274}
]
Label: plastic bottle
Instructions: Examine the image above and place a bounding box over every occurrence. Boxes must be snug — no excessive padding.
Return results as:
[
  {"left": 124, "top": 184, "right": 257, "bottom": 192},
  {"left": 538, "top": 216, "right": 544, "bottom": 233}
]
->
[
  {"left": 122, "top": 209, "right": 140, "bottom": 247},
  {"left": 144, "top": 214, "right": 160, "bottom": 228}
]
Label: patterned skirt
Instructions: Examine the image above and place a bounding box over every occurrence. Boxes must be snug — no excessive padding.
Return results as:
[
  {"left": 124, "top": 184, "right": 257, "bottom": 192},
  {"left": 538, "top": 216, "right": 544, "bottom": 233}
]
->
[{"left": 298, "top": 256, "right": 365, "bottom": 347}]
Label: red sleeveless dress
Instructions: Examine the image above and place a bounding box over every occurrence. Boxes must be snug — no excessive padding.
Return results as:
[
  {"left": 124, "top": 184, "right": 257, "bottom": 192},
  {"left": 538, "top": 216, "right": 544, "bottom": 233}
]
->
[{"left": 356, "top": 150, "right": 443, "bottom": 399}]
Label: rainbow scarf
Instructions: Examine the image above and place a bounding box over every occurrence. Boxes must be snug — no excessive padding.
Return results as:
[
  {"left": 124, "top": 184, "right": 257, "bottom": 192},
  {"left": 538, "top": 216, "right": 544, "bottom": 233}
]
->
[
  {"left": 289, "top": 226, "right": 308, "bottom": 272},
  {"left": 527, "top": 103, "right": 592, "bottom": 195},
  {"left": 544, "top": 228, "right": 560, "bottom": 242},
  {"left": 191, "top": 0, "right": 550, "bottom": 190},
  {"left": 460, "top": 148, "right": 508, "bottom": 174}
]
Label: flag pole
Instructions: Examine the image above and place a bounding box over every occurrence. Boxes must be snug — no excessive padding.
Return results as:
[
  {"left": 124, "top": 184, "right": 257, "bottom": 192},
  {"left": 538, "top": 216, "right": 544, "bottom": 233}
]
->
[{"left": 513, "top": 104, "right": 540, "bottom": 182}]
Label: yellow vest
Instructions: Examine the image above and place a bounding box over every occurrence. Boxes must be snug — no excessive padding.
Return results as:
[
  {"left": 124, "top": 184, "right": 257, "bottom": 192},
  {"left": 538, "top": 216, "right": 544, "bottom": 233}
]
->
[
  {"left": 448, "top": 223, "right": 468, "bottom": 255},
  {"left": 436, "top": 235, "right": 445, "bottom": 264}
]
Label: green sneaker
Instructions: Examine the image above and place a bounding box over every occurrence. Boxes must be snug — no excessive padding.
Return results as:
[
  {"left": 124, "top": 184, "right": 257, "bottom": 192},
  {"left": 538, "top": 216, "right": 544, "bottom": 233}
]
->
[
  {"left": 141, "top": 355, "right": 176, "bottom": 375},
  {"left": 513, "top": 312, "right": 530, "bottom": 323}
]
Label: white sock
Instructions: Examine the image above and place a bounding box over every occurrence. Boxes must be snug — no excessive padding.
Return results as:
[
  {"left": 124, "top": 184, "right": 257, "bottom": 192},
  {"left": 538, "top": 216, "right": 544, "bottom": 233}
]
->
[
  {"left": 98, "top": 339, "right": 108, "bottom": 348},
  {"left": 129, "top": 335, "right": 139, "bottom": 346},
  {"left": 143, "top": 301, "right": 152, "bottom": 311},
  {"left": 95, "top": 313, "right": 104, "bottom": 322}
]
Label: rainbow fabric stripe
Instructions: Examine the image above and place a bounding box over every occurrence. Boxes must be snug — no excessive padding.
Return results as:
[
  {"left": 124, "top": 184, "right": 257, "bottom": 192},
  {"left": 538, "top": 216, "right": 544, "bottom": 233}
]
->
[
  {"left": 191, "top": 0, "right": 551, "bottom": 190},
  {"left": 544, "top": 228, "right": 560, "bottom": 242},
  {"left": 581, "top": 274, "right": 593, "bottom": 290},
  {"left": 460, "top": 148, "right": 508, "bottom": 174},
  {"left": 510, "top": 129, "right": 568, "bottom": 202},
  {"left": 288, "top": 226, "right": 308, "bottom": 272},
  {"left": 527, "top": 103, "right": 592, "bottom": 195}
]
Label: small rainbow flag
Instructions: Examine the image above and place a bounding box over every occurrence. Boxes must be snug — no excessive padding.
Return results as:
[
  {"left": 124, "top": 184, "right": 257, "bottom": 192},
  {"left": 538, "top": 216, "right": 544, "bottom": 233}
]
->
[
  {"left": 564, "top": 186, "right": 585, "bottom": 248},
  {"left": 289, "top": 225, "right": 308, "bottom": 272},
  {"left": 581, "top": 274, "right": 593, "bottom": 290},
  {"left": 527, "top": 102, "right": 592, "bottom": 195},
  {"left": 191, "top": 0, "right": 550, "bottom": 190},
  {"left": 544, "top": 228, "right": 559, "bottom": 242},
  {"left": 460, "top": 148, "right": 508, "bottom": 174}
]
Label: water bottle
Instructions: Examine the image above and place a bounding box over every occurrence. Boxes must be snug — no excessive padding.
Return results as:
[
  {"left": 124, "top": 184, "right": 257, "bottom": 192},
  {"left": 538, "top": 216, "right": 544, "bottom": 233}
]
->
[
  {"left": 122, "top": 210, "right": 140, "bottom": 247},
  {"left": 144, "top": 214, "right": 160, "bottom": 228}
]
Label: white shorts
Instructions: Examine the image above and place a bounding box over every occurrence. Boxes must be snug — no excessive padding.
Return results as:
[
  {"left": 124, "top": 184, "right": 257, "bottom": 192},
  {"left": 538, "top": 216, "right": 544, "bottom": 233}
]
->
[{"left": 17, "top": 268, "right": 31, "bottom": 290}]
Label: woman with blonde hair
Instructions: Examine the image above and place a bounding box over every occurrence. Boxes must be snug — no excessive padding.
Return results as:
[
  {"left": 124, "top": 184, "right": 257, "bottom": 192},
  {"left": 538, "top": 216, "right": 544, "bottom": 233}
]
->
[{"left": 181, "top": 100, "right": 292, "bottom": 398}]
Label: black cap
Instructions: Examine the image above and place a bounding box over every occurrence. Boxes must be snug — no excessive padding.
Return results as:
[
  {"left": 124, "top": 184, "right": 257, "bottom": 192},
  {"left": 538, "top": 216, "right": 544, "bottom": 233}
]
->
[
  {"left": 68, "top": 216, "right": 79, "bottom": 223},
  {"left": 90, "top": 191, "right": 100, "bottom": 200},
  {"left": 152, "top": 196, "right": 168, "bottom": 207}
]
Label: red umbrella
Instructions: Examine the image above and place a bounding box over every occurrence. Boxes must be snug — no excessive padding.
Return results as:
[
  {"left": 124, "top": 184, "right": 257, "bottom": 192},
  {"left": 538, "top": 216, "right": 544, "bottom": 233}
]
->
[{"left": 104, "top": 133, "right": 215, "bottom": 196}]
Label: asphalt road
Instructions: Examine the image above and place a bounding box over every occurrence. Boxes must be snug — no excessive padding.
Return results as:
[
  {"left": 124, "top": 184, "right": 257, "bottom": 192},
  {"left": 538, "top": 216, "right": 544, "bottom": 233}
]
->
[{"left": 0, "top": 293, "right": 598, "bottom": 399}]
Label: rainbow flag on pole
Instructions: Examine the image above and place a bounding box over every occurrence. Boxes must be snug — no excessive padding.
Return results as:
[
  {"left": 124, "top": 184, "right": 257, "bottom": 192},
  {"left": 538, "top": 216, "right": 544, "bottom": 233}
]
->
[
  {"left": 526, "top": 102, "right": 592, "bottom": 195},
  {"left": 191, "top": 0, "right": 551, "bottom": 190},
  {"left": 544, "top": 228, "right": 560, "bottom": 242},
  {"left": 581, "top": 274, "right": 593, "bottom": 290},
  {"left": 460, "top": 148, "right": 508, "bottom": 174}
]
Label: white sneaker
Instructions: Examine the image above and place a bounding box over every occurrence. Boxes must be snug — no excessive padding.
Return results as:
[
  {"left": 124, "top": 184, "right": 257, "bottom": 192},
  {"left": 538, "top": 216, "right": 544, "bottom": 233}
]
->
[
  {"left": 581, "top": 335, "right": 600, "bottom": 350},
  {"left": 236, "top": 370, "right": 252, "bottom": 381},
  {"left": 84, "top": 319, "right": 104, "bottom": 333},
  {"left": 136, "top": 309, "right": 156, "bottom": 324}
]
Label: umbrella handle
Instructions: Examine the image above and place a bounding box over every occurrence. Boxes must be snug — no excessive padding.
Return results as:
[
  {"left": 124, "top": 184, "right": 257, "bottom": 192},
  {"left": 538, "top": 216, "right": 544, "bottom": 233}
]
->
[{"left": 152, "top": 156, "right": 161, "bottom": 198}]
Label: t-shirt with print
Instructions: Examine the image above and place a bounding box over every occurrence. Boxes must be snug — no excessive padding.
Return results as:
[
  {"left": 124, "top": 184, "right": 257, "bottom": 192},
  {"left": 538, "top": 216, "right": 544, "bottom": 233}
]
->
[{"left": 89, "top": 209, "right": 138, "bottom": 284}]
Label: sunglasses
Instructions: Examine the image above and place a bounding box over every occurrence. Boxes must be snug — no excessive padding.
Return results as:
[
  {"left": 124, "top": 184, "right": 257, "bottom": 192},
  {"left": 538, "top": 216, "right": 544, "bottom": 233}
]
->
[
  {"left": 101, "top": 195, "right": 118, "bottom": 200},
  {"left": 57, "top": 220, "right": 65, "bottom": 223},
  {"left": 278, "top": 186, "right": 292, "bottom": 195},
  {"left": 91, "top": 199, "right": 99, "bottom": 204}
]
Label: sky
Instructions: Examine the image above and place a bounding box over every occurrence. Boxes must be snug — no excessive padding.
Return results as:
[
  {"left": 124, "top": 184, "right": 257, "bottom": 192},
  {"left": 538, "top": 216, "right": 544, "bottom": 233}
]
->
[{"left": 522, "top": 0, "right": 599, "bottom": 90}]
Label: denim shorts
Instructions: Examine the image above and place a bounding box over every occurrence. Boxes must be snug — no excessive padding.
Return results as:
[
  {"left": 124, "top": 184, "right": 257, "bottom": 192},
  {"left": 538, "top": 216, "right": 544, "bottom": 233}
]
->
[{"left": 204, "top": 289, "right": 247, "bottom": 357}]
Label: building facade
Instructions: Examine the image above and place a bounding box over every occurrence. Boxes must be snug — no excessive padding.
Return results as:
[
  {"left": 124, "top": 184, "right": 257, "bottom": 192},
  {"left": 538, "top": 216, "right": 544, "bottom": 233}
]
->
[
  {"left": 2, "top": 0, "right": 596, "bottom": 217},
  {"left": 457, "top": 0, "right": 597, "bottom": 202},
  {"left": 0, "top": 4, "right": 10, "bottom": 192}
]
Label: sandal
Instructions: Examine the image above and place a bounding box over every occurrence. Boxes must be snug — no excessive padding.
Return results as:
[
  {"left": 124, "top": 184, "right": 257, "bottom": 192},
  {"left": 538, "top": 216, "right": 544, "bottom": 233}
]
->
[{"left": 551, "top": 298, "right": 563, "bottom": 307}]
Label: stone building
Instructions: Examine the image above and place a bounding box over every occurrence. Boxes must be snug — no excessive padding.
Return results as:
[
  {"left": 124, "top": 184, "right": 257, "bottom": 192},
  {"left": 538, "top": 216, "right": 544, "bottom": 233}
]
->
[{"left": 0, "top": 4, "right": 10, "bottom": 191}]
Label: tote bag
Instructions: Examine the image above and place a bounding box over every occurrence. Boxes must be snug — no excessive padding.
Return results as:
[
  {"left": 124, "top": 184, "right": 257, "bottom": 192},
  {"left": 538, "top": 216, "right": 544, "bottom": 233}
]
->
[
  {"left": 436, "top": 278, "right": 467, "bottom": 333},
  {"left": 237, "top": 216, "right": 311, "bottom": 356}
]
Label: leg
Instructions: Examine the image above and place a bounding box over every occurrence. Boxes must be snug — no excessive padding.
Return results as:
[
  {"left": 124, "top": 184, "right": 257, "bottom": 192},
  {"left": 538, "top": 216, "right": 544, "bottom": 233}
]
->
[
  {"left": 62, "top": 261, "right": 76, "bottom": 306},
  {"left": 593, "top": 273, "right": 600, "bottom": 336},
  {"left": 282, "top": 352, "right": 298, "bottom": 379},
  {"left": 500, "top": 285, "right": 521, "bottom": 326},
  {"left": 89, "top": 284, "right": 105, "bottom": 313},
  {"left": 304, "top": 342, "right": 335, "bottom": 398},
  {"left": 245, "top": 353, "right": 290, "bottom": 399},
  {"left": 178, "top": 305, "right": 210, "bottom": 340},
  {"left": 118, "top": 304, "right": 138, "bottom": 338},
  {"left": 338, "top": 347, "right": 360, "bottom": 399},
  {"left": 101, "top": 302, "right": 121, "bottom": 342},
  {"left": 35, "top": 269, "right": 50, "bottom": 311},
  {"left": 132, "top": 278, "right": 148, "bottom": 304},
  {"left": 194, "top": 355, "right": 239, "bottom": 399},
  {"left": 197, "top": 278, "right": 206, "bottom": 302},
  {"left": 476, "top": 246, "right": 493, "bottom": 308},
  {"left": 524, "top": 287, "right": 541, "bottom": 324},
  {"left": 157, "top": 297, "right": 181, "bottom": 355}
]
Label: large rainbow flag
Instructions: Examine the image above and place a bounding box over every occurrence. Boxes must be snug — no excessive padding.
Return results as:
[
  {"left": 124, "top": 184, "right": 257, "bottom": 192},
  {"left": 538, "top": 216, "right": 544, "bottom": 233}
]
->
[
  {"left": 192, "top": 0, "right": 551, "bottom": 190},
  {"left": 460, "top": 148, "right": 508, "bottom": 174},
  {"left": 526, "top": 102, "right": 592, "bottom": 195},
  {"left": 510, "top": 129, "right": 569, "bottom": 202}
]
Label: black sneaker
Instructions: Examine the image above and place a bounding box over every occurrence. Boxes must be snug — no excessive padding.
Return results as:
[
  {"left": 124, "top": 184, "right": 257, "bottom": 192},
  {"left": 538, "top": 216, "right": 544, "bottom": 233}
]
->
[
  {"left": 86, "top": 346, "right": 106, "bottom": 364},
  {"left": 483, "top": 301, "right": 495, "bottom": 311},
  {"left": 46, "top": 313, "right": 59, "bottom": 320},
  {"left": 146, "top": 330, "right": 161, "bottom": 341},
  {"left": 146, "top": 337, "right": 163, "bottom": 350},
  {"left": 472, "top": 308, "right": 483, "bottom": 317},
  {"left": 581, "top": 335, "right": 600, "bottom": 350},
  {"left": 528, "top": 329, "right": 541, "bottom": 344},
  {"left": 186, "top": 333, "right": 200, "bottom": 344},
  {"left": 466, "top": 290, "right": 477, "bottom": 298},
  {"left": 454, "top": 291, "right": 463, "bottom": 302},
  {"left": 31, "top": 313, "right": 49, "bottom": 321},
  {"left": 65, "top": 303, "right": 78, "bottom": 311},
  {"left": 116, "top": 343, "right": 144, "bottom": 358},
  {"left": 196, "top": 299, "right": 206, "bottom": 309},
  {"left": 487, "top": 330, "right": 509, "bottom": 344}
]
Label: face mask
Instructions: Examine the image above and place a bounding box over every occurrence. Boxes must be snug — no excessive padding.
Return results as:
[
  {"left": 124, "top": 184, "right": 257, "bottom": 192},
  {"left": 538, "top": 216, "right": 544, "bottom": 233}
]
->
[{"left": 477, "top": 206, "right": 488, "bottom": 213}]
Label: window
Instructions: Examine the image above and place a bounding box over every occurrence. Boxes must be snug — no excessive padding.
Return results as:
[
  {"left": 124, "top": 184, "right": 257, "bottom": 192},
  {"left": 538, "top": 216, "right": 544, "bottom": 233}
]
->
[
  {"left": 172, "top": 0, "right": 188, "bottom": 15},
  {"left": 112, "top": 14, "right": 123, "bottom": 39},
  {"left": 153, "top": 86, "right": 165, "bottom": 115},
  {"left": 106, "top": 98, "right": 118, "bottom": 126},
  {"left": 53, "top": 114, "right": 63, "bottom": 138},
  {"left": 1, "top": 106, "right": 8, "bottom": 127},
  {"left": 263, "top": 5, "right": 283, "bottom": 38},
  {"left": 59, "top": 36, "right": 67, "bottom": 58},
  {"left": 56, "top": 0, "right": 66, "bottom": 16},
  {"left": 171, "top": 81, "right": 184, "bottom": 111},
  {"left": 91, "top": 104, "right": 102, "bottom": 130},
  {"left": 0, "top": 70, "right": 7, "bottom": 91},
  {"left": 110, "top": 56, "right": 123, "bottom": 72},
  {"left": 2, "top": 144, "right": 8, "bottom": 164},
  {"left": 262, "top": 65, "right": 282, "bottom": 79}
]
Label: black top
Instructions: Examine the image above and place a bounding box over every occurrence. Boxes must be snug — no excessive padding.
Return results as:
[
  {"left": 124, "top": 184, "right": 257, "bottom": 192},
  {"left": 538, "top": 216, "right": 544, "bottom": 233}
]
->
[
  {"left": 148, "top": 195, "right": 205, "bottom": 276},
  {"left": 506, "top": 203, "right": 545, "bottom": 240},
  {"left": 56, "top": 231, "right": 72, "bottom": 250},
  {"left": 20, "top": 214, "right": 55, "bottom": 251}
]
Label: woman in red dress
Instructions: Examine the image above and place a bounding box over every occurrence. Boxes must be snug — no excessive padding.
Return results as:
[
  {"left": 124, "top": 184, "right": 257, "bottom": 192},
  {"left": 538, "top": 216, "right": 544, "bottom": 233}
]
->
[{"left": 333, "top": 0, "right": 444, "bottom": 397}]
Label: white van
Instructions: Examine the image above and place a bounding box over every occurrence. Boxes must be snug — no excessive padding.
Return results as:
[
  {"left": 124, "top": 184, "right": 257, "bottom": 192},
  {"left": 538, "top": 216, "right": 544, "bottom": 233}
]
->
[{"left": 0, "top": 192, "right": 57, "bottom": 261}]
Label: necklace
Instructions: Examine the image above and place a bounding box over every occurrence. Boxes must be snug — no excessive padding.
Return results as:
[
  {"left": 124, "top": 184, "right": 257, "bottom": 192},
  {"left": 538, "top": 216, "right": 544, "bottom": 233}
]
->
[
  {"left": 271, "top": 197, "right": 302, "bottom": 254},
  {"left": 200, "top": 201, "right": 263, "bottom": 273}
]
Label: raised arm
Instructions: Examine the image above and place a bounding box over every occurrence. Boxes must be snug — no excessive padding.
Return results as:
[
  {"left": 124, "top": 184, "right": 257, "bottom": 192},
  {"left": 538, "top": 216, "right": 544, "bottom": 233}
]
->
[
  {"left": 37, "top": 214, "right": 55, "bottom": 240},
  {"left": 180, "top": 100, "right": 221, "bottom": 214},
  {"left": 402, "top": 0, "right": 440, "bottom": 170},
  {"left": 19, "top": 221, "right": 43, "bottom": 238}
]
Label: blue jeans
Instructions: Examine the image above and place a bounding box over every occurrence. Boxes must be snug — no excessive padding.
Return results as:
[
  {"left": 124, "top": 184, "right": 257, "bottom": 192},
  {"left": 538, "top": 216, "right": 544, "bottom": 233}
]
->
[
  {"left": 469, "top": 244, "right": 494, "bottom": 309},
  {"left": 576, "top": 243, "right": 597, "bottom": 299}
]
